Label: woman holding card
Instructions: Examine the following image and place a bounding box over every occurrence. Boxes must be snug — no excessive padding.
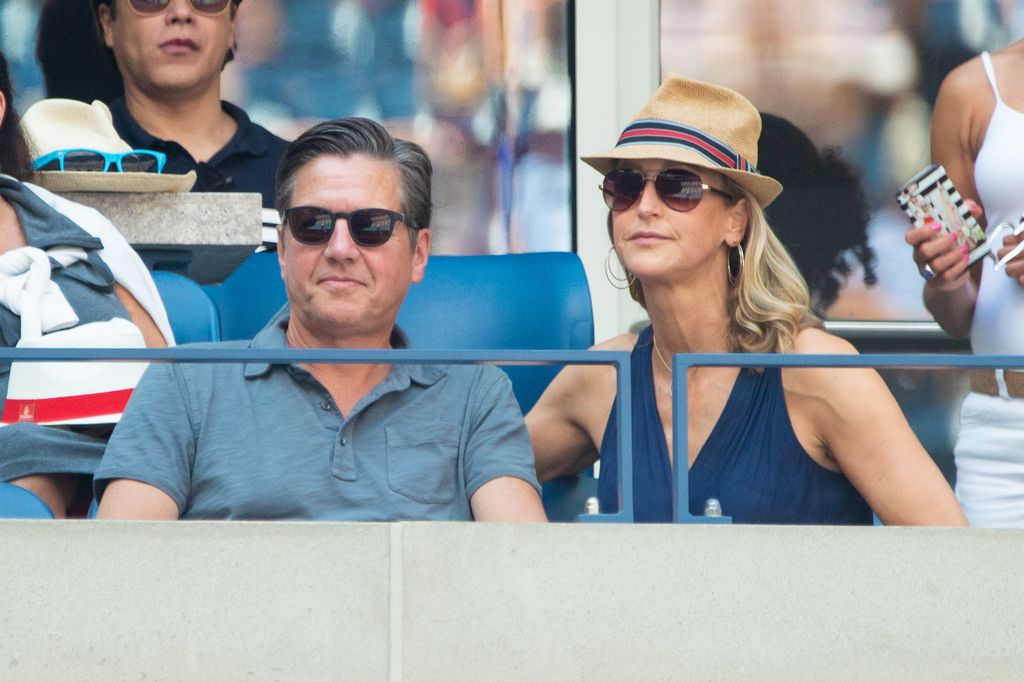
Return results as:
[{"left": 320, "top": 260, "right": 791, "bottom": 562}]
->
[
  {"left": 527, "top": 75, "right": 966, "bottom": 526},
  {"left": 906, "top": 39, "right": 1024, "bottom": 527}
]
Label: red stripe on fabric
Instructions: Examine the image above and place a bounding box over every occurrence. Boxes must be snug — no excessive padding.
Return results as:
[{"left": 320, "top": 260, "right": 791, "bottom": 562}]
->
[
  {"left": 618, "top": 128, "right": 738, "bottom": 168},
  {"left": 1, "top": 389, "right": 134, "bottom": 424}
]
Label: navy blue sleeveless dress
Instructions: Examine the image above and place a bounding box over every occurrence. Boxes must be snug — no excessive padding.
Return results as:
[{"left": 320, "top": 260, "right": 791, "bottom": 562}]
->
[{"left": 597, "top": 326, "right": 872, "bottom": 524}]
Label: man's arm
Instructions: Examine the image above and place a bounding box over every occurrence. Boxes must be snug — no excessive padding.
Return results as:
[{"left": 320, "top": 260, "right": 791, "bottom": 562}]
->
[
  {"left": 464, "top": 369, "right": 548, "bottom": 522},
  {"left": 93, "top": 362, "right": 196, "bottom": 518},
  {"left": 470, "top": 476, "right": 547, "bottom": 522},
  {"left": 98, "top": 479, "right": 179, "bottom": 520}
]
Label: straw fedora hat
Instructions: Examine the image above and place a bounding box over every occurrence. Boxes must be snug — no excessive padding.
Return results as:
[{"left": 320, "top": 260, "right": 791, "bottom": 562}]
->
[
  {"left": 582, "top": 74, "right": 783, "bottom": 207},
  {"left": 20, "top": 99, "right": 195, "bottom": 193}
]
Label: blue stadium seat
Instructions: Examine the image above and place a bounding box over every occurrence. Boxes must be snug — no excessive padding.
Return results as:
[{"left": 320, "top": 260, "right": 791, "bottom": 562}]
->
[
  {"left": 0, "top": 482, "right": 55, "bottom": 519},
  {"left": 541, "top": 474, "right": 599, "bottom": 522},
  {"left": 396, "top": 252, "right": 596, "bottom": 521},
  {"left": 151, "top": 271, "right": 221, "bottom": 344},
  {"left": 397, "top": 252, "right": 594, "bottom": 412},
  {"left": 203, "top": 251, "right": 285, "bottom": 342}
]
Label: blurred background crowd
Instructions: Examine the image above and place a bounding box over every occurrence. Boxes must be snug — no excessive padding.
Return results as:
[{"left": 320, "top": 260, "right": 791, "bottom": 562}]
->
[
  {"left": 2, "top": 0, "right": 1023, "bottom": 322},
  {"left": 1, "top": 0, "right": 574, "bottom": 256},
  {"left": 662, "top": 0, "right": 1024, "bottom": 321}
]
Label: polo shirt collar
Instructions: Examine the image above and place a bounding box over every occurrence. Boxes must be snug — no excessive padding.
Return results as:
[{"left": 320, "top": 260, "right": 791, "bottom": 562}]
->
[
  {"left": 108, "top": 98, "right": 271, "bottom": 158},
  {"left": 243, "top": 304, "right": 444, "bottom": 387},
  {"left": 219, "top": 101, "right": 271, "bottom": 157},
  {"left": 109, "top": 98, "right": 158, "bottom": 150}
]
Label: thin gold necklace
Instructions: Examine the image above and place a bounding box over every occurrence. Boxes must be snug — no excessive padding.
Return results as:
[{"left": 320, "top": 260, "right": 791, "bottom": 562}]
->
[{"left": 652, "top": 337, "right": 673, "bottom": 397}]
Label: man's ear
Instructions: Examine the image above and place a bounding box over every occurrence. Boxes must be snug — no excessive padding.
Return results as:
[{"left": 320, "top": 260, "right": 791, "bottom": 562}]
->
[
  {"left": 411, "top": 228, "right": 430, "bottom": 285},
  {"left": 97, "top": 3, "right": 116, "bottom": 49},
  {"left": 276, "top": 226, "right": 287, "bottom": 281},
  {"left": 0, "top": 90, "right": 6, "bottom": 129}
]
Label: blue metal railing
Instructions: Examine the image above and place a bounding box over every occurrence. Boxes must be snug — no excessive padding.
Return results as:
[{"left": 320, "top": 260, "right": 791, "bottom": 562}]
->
[
  {"left": 0, "top": 346, "right": 635, "bottom": 523},
  {"left": 8, "top": 347, "right": 1007, "bottom": 524}
]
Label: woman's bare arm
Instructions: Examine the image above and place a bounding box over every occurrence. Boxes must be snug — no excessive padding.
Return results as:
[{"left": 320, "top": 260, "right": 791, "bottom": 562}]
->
[
  {"left": 789, "top": 329, "right": 967, "bottom": 526},
  {"left": 913, "top": 58, "right": 989, "bottom": 337},
  {"left": 526, "top": 335, "right": 631, "bottom": 482},
  {"left": 114, "top": 283, "right": 168, "bottom": 348}
]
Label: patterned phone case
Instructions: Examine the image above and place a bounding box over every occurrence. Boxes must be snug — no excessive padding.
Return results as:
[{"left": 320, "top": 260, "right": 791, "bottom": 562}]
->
[{"left": 897, "top": 164, "right": 988, "bottom": 265}]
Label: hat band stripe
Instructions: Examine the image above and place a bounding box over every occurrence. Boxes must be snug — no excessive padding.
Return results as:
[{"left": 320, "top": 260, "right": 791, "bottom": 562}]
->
[
  {"left": 618, "top": 130, "right": 738, "bottom": 169},
  {"left": 619, "top": 120, "right": 747, "bottom": 168},
  {"left": 616, "top": 120, "right": 757, "bottom": 174}
]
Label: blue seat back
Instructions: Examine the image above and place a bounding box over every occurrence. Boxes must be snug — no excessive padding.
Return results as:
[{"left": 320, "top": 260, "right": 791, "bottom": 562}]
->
[
  {"left": 203, "top": 251, "right": 285, "bottom": 342},
  {"left": 152, "top": 271, "right": 221, "bottom": 344},
  {"left": 0, "top": 482, "right": 54, "bottom": 519},
  {"left": 398, "top": 252, "right": 594, "bottom": 412}
]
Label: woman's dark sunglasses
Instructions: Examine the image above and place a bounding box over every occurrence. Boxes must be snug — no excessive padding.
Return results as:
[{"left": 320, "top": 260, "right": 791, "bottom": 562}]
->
[
  {"left": 283, "top": 206, "right": 409, "bottom": 247},
  {"left": 600, "top": 167, "right": 734, "bottom": 212},
  {"left": 127, "top": 0, "right": 232, "bottom": 15}
]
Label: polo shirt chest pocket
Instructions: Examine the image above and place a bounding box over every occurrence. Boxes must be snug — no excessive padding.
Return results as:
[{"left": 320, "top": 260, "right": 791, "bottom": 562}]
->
[{"left": 385, "top": 423, "right": 460, "bottom": 504}]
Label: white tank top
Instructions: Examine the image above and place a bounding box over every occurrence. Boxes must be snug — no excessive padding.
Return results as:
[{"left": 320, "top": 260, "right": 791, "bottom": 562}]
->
[{"left": 970, "top": 51, "right": 1024, "bottom": 354}]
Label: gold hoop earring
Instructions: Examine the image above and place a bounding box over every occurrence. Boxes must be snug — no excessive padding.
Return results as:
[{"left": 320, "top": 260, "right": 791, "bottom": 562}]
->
[
  {"left": 605, "top": 246, "right": 635, "bottom": 290},
  {"left": 727, "top": 243, "right": 744, "bottom": 286}
]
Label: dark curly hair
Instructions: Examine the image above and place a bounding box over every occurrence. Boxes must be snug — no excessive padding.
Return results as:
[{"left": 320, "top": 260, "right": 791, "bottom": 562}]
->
[
  {"left": 37, "top": 0, "right": 124, "bottom": 103},
  {"left": 0, "top": 50, "right": 33, "bottom": 181},
  {"left": 758, "top": 113, "right": 877, "bottom": 315}
]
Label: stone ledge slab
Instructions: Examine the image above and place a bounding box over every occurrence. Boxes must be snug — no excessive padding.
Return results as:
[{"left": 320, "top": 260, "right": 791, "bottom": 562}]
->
[{"left": 62, "top": 192, "right": 263, "bottom": 282}]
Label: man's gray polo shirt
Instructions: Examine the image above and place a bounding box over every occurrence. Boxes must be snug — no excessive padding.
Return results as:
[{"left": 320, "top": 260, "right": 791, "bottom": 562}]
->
[{"left": 95, "top": 307, "right": 540, "bottom": 520}]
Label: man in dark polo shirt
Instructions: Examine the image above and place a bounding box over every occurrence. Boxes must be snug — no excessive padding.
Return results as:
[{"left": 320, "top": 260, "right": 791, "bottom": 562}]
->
[{"left": 92, "top": 0, "right": 285, "bottom": 208}]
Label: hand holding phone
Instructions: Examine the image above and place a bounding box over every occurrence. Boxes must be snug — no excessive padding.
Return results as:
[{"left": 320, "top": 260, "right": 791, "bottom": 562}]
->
[{"left": 897, "top": 164, "right": 988, "bottom": 266}]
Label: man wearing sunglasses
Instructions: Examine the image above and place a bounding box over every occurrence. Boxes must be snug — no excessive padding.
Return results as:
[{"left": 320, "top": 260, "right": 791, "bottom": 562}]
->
[
  {"left": 94, "top": 117, "right": 547, "bottom": 522},
  {"left": 91, "top": 0, "right": 285, "bottom": 208}
]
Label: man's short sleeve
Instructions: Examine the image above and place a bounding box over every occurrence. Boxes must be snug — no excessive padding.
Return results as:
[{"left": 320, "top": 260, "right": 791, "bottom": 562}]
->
[
  {"left": 462, "top": 368, "right": 541, "bottom": 498},
  {"left": 93, "top": 362, "right": 196, "bottom": 512}
]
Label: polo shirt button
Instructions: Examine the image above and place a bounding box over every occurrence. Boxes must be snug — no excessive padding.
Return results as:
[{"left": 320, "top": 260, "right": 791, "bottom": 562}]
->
[
  {"left": 320, "top": 400, "right": 331, "bottom": 411},
  {"left": 341, "top": 438, "right": 348, "bottom": 446}
]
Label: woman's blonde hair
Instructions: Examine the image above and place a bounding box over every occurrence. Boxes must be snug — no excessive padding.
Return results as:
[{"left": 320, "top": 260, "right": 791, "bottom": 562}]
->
[{"left": 613, "top": 181, "right": 821, "bottom": 353}]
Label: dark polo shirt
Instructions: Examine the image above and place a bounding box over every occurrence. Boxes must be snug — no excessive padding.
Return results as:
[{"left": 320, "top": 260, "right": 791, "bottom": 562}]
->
[{"left": 109, "top": 98, "right": 287, "bottom": 208}]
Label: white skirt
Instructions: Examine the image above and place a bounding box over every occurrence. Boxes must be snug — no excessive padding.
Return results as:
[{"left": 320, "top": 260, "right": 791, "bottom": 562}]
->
[{"left": 954, "top": 391, "right": 1024, "bottom": 527}]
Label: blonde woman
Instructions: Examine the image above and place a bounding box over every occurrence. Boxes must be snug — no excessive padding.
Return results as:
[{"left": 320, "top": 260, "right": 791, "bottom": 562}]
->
[{"left": 526, "top": 76, "right": 966, "bottom": 525}]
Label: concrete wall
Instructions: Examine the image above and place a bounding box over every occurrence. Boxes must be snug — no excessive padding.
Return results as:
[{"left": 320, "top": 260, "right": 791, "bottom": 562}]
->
[
  {"left": 64, "top": 192, "right": 262, "bottom": 283},
  {"left": 1, "top": 522, "right": 1020, "bottom": 680}
]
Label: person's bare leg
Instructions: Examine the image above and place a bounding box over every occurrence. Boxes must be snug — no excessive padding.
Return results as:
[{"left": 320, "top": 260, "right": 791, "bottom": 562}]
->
[{"left": 9, "top": 474, "right": 79, "bottom": 518}]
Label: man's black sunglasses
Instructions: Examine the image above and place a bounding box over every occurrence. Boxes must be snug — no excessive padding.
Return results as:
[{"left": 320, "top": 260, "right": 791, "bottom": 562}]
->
[{"left": 282, "top": 206, "right": 410, "bottom": 247}]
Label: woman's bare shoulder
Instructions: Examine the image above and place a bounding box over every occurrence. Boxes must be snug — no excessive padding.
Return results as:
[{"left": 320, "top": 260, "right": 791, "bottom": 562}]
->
[
  {"left": 591, "top": 332, "right": 639, "bottom": 352},
  {"left": 782, "top": 327, "right": 862, "bottom": 397},
  {"left": 536, "top": 332, "right": 636, "bottom": 398},
  {"left": 939, "top": 53, "right": 988, "bottom": 98},
  {"left": 792, "top": 326, "right": 857, "bottom": 355}
]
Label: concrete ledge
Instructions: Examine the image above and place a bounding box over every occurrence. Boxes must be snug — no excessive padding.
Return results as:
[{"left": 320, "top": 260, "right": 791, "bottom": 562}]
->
[
  {"left": 1, "top": 522, "right": 1020, "bottom": 680},
  {"left": 62, "top": 192, "right": 263, "bottom": 283},
  {"left": 0, "top": 522, "right": 390, "bottom": 680}
]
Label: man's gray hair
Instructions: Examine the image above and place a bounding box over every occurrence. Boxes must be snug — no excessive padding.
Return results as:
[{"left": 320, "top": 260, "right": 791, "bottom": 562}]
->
[{"left": 275, "top": 117, "right": 432, "bottom": 246}]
